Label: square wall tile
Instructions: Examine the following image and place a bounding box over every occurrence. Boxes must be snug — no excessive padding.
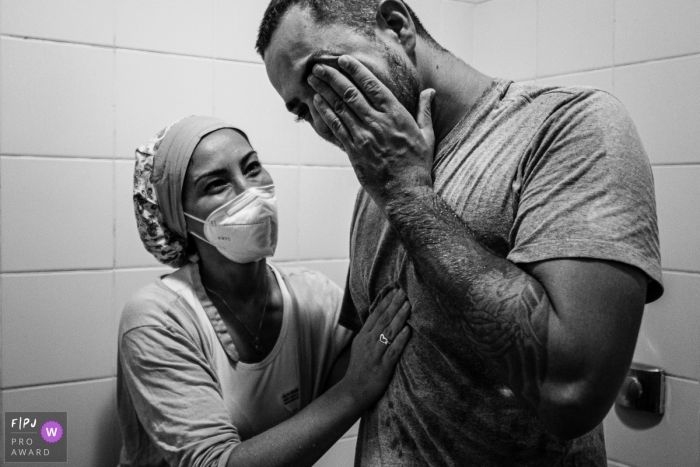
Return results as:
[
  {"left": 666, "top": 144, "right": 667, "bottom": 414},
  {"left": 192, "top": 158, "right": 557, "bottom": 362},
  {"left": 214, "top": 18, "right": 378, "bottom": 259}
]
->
[
  {"left": 1, "top": 271, "right": 114, "bottom": 388},
  {"left": 299, "top": 124, "right": 350, "bottom": 167},
  {"left": 604, "top": 377, "right": 699, "bottom": 467},
  {"left": 116, "top": 0, "right": 215, "bottom": 57},
  {"left": 653, "top": 166, "right": 700, "bottom": 272},
  {"left": 298, "top": 167, "right": 360, "bottom": 260},
  {"left": 314, "top": 436, "right": 357, "bottom": 467},
  {"left": 2, "top": 378, "right": 121, "bottom": 466},
  {"left": 214, "top": 0, "right": 267, "bottom": 63},
  {"left": 0, "top": 0, "right": 114, "bottom": 45},
  {"left": 614, "top": 56, "right": 700, "bottom": 165},
  {"left": 473, "top": 0, "right": 536, "bottom": 81},
  {"left": 536, "top": 0, "right": 614, "bottom": 78},
  {"left": 615, "top": 0, "right": 700, "bottom": 66},
  {"left": 267, "top": 165, "right": 300, "bottom": 262},
  {"left": 0, "top": 38, "right": 114, "bottom": 158},
  {"left": 115, "top": 161, "right": 165, "bottom": 268},
  {"left": 407, "top": 0, "right": 444, "bottom": 44},
  {"left": 293, "top": 260, "right": 350, "bottom": 289},
  {"left": 634, "top": 272, "right": 700, "bottom": 380},
  {"left": 441, "top": 1, "right": 474, "bottom": 64},
  {"left": 214, "top": 61, "right": 300, "bottom": 166},
  {"left": 0, "top": 157, "right": 114, "bottom": 272},
  {"left": 115, "top": 49, "right": 214, "bottom": 159},
  {"left": 536, "top": 68, "right": 613, "bottom": 95}
]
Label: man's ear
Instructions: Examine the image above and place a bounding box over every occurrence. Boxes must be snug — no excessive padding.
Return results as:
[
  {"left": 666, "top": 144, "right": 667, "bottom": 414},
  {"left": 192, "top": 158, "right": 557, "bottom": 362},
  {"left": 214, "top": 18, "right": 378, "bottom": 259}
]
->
[{"left": 376, "top": 0, "right": 416, "bottom": 54}]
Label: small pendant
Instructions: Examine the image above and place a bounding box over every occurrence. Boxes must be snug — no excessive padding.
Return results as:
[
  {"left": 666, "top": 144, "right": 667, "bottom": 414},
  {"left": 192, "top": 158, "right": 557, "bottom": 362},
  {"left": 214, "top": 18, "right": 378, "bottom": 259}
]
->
[{"left": 252, "top": 338, "right": 265, "bottom": 354}]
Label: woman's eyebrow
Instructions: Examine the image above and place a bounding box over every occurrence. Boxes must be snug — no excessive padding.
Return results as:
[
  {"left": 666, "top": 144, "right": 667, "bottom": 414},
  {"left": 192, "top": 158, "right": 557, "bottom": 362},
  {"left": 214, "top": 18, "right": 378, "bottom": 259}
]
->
[{"left": 240, "top": 150, "right": 258, "bottom": 166}]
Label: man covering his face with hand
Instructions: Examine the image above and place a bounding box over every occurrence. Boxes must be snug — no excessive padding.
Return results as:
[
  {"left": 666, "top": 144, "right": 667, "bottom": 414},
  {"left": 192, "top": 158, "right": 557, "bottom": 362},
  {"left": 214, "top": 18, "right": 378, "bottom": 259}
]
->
[{"left": 257, "top": 1, "right": 663, "bottom": 465}]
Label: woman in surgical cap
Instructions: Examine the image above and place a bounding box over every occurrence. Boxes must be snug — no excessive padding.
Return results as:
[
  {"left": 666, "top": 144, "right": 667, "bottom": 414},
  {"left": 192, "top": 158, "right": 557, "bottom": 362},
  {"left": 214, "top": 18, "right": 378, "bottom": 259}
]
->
[{"left": 117, "top": 116, "right": 411, "bottom": 467}]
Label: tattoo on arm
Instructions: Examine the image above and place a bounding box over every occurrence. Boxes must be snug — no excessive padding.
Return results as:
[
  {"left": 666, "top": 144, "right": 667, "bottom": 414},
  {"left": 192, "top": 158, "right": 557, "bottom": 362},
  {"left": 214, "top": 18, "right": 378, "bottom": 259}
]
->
[{"left": 387, "top": 189, "right": 552, "bottom": 407}]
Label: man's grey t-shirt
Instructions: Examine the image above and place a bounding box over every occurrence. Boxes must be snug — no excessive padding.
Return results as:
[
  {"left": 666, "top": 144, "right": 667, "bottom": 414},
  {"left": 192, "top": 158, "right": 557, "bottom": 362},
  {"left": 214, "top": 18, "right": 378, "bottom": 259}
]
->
[{"left": 342, "top": 80, "right": 663, "bottom": 466}]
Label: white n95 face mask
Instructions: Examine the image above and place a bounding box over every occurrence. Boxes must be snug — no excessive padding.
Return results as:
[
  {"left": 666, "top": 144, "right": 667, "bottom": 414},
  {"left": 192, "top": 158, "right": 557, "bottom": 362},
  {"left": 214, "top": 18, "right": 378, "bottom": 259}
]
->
[{"left": 185, "top": 184, "right": 278, "bottom": 264}]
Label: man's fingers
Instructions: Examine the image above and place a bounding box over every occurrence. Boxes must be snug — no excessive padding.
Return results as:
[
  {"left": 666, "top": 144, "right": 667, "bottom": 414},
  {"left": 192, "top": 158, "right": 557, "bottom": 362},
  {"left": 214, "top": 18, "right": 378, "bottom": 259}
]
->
[
  {"left": 308, "top": 73, "right": 363, "bottom": 132},
  {"left": 417, "top": 88, "right": 436, "bottom": 161},
  {"left": 338, "top": 55, "right": 394, "bottom": 111},
  {"left": 417, "top": 89, "right": 436, "bottom": 132},
  {"left": 312, "top": 93, "right": 352, "bottom": 145},
  {"left": 311, "top": 63, "right": 375, "bottom": 122}
]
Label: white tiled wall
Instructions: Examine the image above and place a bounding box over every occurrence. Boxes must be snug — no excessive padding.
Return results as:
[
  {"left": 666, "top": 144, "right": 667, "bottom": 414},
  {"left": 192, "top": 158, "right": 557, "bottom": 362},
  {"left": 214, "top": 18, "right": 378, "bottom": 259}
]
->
[
  {"left": 473, "top": 0, "right": 537, "bottom": 81},
  {"left": 2, "top": 0, "right": 696, "bottom": 466},
  {"left": 0, "top": 1, "right": 471, "bottom": 465},
  {"left": 469, "top": 0, "right": 700, "bottom": 465}
]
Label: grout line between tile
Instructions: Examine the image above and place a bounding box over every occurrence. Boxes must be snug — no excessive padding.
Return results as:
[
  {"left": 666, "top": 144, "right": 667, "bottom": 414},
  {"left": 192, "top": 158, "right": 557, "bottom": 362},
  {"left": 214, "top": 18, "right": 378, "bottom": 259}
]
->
[
  {"left": 536, "top": 51, "right": 700, "bottom": 81},
  {"left": 0, "top": 154, "right": 116, "bottom": 162},
  {"left": 651, "top": 163, "right": 700, "bottom": 168},
  {"left": 0, "top": 34, "right": 264, "bottom": 65},
  {"left": 613, "top": 51, "right": 700, "bottom": 70},
  {"left": 2, "top": 376, "right": 116, "bottom": 392},
  {"left": 661, "top": 268, "right": 700, "bottom": 276},
  {"left": 664, "top": 374, "right": 700, "bottom": 384},
  {"left": 0, "top": 154, "right": 354, "bottom": 169}
]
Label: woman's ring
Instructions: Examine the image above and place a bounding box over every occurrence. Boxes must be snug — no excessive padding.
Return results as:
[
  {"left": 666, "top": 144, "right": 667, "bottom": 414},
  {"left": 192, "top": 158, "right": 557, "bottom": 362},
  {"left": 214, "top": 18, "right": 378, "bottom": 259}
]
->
[{"left": 379, "top": 333, "right": 391, "bottom": 346}]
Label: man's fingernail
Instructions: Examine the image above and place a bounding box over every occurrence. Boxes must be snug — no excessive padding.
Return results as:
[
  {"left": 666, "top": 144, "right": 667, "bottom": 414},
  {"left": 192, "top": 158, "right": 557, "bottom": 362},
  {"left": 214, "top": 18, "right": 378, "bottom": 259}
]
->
[{"left": 312, "top": 64, "right": 323, "bottom": 76}]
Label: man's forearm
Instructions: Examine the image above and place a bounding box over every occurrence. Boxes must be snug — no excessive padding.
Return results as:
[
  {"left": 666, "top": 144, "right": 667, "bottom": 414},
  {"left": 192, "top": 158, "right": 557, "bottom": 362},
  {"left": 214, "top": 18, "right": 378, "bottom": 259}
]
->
[{"left": 384, "top": 186, "right": 553, "bottom": 408}]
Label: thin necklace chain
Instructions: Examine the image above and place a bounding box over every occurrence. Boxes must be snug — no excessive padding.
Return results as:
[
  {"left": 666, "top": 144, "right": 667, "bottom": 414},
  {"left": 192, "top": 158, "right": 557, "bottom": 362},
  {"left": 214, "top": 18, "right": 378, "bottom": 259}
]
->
[{"left": 204, "top": 266, "right": 271, "bottom": 355}]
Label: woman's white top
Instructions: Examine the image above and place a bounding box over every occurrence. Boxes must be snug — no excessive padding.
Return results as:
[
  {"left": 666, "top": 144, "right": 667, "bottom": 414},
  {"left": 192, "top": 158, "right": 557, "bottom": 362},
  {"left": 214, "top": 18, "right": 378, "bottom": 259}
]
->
[{"left": 117, "top": 262, "right": 352, "bottom": 467}]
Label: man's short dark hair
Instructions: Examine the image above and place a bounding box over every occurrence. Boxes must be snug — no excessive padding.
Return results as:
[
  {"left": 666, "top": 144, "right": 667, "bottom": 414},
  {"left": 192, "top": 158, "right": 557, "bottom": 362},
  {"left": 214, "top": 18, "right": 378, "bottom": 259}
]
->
[{"left": 255, "top": 0, "right": 441, "bottom": 58}]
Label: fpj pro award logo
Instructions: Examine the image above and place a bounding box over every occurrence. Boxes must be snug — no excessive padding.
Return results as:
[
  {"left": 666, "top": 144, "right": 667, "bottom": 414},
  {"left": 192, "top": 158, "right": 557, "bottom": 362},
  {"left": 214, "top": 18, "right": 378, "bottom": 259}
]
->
[{"left": 5, "top": 412, "right": 67, "bottom": 463}]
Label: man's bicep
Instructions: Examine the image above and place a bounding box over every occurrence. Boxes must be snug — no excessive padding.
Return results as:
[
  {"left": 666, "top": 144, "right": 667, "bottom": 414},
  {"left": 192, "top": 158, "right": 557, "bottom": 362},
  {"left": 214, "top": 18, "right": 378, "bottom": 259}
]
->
[{"left": 522, "top": 257, "right": 646, "bottom": 386}]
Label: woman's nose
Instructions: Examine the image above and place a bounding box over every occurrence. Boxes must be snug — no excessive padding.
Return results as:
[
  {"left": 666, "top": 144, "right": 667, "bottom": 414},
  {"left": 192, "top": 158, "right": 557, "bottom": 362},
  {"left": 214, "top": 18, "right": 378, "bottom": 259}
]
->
[{"left": 231, "top": 177, "right": 253, "bottom": 195}]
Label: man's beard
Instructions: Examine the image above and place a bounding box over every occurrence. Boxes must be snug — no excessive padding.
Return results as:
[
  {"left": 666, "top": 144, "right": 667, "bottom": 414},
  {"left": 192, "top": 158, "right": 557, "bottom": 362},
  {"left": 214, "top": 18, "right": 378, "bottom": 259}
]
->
[{"left": 378, "top": 44, "right": 422, "bottom": 118}]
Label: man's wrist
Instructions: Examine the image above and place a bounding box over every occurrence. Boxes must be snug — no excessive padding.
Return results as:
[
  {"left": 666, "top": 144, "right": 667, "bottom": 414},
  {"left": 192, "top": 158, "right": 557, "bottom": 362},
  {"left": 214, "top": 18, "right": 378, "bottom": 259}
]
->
[{"left": 383, "top": 184, "right": 436, "bottom": 221}]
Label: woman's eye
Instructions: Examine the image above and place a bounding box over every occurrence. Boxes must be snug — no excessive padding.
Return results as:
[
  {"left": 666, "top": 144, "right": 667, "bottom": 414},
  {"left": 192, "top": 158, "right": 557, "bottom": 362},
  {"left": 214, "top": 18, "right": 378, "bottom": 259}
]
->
[
  {"left": 205, "top": 180, "right": 226, "bottom": 192},
  {"left": 246, "top": 162, "right": 262, "bottom": 176}
]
